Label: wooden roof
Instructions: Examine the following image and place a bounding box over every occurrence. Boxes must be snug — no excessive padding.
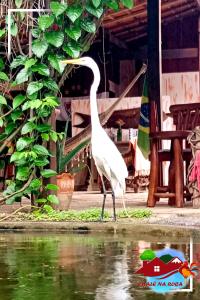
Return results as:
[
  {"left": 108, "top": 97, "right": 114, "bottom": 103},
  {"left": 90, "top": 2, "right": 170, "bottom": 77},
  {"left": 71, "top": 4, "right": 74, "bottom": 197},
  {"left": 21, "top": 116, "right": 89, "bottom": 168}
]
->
[{"left": 103, "top": 0, "right": 200, "bottom": 43}]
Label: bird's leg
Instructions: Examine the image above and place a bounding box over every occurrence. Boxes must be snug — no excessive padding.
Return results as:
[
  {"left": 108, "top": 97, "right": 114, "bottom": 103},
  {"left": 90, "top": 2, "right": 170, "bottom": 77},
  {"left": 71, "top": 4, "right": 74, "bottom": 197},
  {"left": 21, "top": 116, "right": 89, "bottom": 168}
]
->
[
  {"left": 111, "top": 187, "right": 116, "bottom": 221},
  {"left": 100, "top": 176, "right": 107, "bottom": 221}
]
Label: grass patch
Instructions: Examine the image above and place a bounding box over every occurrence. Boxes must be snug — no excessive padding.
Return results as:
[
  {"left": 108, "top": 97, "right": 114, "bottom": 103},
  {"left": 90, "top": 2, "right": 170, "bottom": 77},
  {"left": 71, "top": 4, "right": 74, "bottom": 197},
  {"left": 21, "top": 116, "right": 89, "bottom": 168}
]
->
[{"left": 27, "top": 208, "right": 152, "bottom": 222}]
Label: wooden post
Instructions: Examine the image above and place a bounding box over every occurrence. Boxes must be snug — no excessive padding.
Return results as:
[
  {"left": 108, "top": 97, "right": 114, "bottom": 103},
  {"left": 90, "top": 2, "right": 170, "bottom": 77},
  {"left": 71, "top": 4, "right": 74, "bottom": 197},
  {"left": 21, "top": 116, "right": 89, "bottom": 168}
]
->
[
  {"left": 198, "top": 16, "right": 200, "bottom": 89},
  {"left": 147, "top": 0, "right": 162, "bottom": 130}
]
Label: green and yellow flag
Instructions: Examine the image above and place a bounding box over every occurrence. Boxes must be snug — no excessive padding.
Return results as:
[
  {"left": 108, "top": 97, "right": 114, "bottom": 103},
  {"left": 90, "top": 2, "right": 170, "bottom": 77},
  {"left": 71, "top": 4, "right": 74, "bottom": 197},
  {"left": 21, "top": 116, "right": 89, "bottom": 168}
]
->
[{"left": 137, "top": 78, "right": 150, "bottom": 159}]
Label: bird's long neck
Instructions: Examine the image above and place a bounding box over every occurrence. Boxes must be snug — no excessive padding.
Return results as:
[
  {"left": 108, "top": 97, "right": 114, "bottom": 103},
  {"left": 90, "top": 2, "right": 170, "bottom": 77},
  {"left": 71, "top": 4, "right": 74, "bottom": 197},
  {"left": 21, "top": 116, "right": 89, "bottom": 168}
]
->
[{"left": 90, "top": 64, "right": 101, "bottom": 130}]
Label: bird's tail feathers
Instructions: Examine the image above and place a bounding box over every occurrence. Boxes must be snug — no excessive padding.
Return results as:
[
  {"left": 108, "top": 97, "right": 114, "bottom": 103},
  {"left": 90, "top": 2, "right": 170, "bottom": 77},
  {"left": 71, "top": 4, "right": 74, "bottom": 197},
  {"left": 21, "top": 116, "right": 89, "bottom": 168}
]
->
[{"left": 112, "top": 180, "right": 126, "bottom": 198}]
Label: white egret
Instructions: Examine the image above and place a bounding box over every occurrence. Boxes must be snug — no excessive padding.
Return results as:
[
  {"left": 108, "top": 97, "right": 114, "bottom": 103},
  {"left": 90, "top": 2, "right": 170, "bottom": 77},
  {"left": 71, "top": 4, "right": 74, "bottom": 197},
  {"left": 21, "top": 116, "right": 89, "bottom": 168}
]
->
[{"left": 62, "top": 57, "right": 128, "bottom": 220}]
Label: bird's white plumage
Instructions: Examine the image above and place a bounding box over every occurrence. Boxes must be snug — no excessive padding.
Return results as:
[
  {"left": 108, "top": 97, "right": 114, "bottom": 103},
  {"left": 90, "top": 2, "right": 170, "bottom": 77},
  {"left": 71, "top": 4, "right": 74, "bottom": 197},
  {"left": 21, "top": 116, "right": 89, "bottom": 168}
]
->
[
  {"left": 82, "top": 56, "right": 128, "bottom": 198},
  {"left": 62, "top": 57, "right": 128, "bottom": 216},
  {"left": 92, "top": 126, "right": 128, "bottom": 197}
]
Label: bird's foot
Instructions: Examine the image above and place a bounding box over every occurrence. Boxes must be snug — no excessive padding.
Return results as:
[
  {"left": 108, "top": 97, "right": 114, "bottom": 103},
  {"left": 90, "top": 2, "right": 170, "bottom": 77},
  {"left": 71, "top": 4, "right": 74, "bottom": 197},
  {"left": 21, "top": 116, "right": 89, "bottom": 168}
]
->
[
  {"left": 97, "top": 215, "right": 105, "bottom": 222},
  {"left": 111, "top": 215, "right": 117, "bottom": 222}
]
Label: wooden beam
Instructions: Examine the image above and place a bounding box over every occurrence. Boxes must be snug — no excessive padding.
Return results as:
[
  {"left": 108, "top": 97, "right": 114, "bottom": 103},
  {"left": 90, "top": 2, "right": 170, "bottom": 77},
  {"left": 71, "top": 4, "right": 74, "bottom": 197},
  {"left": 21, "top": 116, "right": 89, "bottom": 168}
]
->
[
  {"left": 147, "top": 0, "right": 162, "bottom": 130},
  {"left": 117, "top": 47, "right": 199, "bottom": 61},
  {"left": 108, "top": 32, "right": 128, "bottom": 49},
  {"left": 103, "top": 0, "right": 193, "bottom": 30},
  {"left": 163, "top": 48, "right": 198, "bottom": 59},
  {"left": 126, "top": 9, "right": 198, "bottom": 43}
]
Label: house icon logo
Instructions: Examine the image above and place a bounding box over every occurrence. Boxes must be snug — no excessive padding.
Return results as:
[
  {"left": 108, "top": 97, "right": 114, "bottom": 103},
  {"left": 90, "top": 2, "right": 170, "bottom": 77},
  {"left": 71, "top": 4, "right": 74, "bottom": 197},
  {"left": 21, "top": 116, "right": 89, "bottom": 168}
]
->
[{"left": 135, "top": 248, "right": 198, "bottom": 294}]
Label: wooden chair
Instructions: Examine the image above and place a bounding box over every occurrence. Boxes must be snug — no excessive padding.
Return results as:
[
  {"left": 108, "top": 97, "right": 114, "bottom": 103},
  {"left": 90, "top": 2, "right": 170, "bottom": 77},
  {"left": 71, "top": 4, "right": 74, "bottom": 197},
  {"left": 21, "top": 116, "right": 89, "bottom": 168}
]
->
[{"left": 147, "top": 102, "right": 200, "bottom": 207}]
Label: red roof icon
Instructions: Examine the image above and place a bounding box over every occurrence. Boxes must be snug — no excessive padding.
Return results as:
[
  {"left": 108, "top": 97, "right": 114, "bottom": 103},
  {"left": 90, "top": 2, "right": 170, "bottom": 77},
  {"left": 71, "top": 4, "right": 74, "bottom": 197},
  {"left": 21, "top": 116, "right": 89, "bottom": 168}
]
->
[{"left": 136, "top": 256, "right": 183, "bottom": 277}]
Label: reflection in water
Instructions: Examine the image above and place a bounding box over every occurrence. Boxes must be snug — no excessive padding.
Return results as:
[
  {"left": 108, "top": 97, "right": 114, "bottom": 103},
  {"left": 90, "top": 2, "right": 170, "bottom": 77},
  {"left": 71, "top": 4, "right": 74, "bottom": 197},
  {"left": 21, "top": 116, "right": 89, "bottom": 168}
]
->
[{"left": 0, "top": 233, "right": 199, "bottom": 300}]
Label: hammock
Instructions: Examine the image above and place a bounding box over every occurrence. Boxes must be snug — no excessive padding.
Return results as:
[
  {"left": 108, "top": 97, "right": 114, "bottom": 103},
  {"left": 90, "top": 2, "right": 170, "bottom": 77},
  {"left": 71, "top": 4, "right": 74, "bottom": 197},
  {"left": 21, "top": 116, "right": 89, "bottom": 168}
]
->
[
  {"left": 65, "top": 64, "right": 147, "bottom": 152},
  {"left": 187, "top": 127, "right": 200, "bottom": 208}
]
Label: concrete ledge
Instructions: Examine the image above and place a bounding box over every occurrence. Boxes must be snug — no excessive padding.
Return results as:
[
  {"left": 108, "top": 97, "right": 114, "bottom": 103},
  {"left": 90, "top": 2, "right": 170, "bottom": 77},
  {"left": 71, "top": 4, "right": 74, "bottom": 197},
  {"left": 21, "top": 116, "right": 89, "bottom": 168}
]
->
[{"left": 1, "top": 221, "right": 200, "bottom": 241}]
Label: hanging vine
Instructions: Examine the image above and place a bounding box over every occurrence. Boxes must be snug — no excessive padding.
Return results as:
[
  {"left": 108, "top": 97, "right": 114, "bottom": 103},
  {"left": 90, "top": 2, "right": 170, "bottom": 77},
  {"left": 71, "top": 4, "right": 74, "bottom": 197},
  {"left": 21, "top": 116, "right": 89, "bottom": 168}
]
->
[{"left": 0, "top": 0, "right": 134, "bottom": 205}]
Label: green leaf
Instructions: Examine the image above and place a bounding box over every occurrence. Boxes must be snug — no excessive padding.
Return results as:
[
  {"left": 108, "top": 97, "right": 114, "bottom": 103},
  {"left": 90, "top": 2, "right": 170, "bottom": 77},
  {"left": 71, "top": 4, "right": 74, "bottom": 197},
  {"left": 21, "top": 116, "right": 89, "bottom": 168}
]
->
[
  {"left": 44, "top": 96, "right": 59, "bottom": 107},
  {"left": 15, "top": 0, "right": 22, "bottom": 8},
  {"left": 29, "top": 99, "right": 42, "bottom": 109},
  {"left": 86, "top": 4, "right": 103, "bottom": 18},
  {"left": 35, "top": 158, "right": 49, "bottom": 167},
  {"left": 80, "top": 19, "right": 96, "bottom": 33},
  {"left": 45, "top": 31, "right": 64, "bottom": 47},
  {"left": 0, "top": 95, "right": 7, "bottom": 105},
  {"left": 50, "top": 131, "right": 58, "bottom": 142},
  {"left": 11, "top": 110, "right": 22, "bottom": 122},
  {"left": 27, "top": 81, "right": 43, "bottom": 96},
  {"left": 0, "top": 58, "right": 4, "bottom": 70},
  {"left": 21, "top": 101, "right": 30, "bottom": 111},
  {"left": 5, "top": 123, "right": 16, "bottom": 135},
  {"left": 13, "top": 94, "right": 26, "bottom": 109},
  {"left": 0, "top": 133, "right": 7, "bottom": 141},
  {"left": 48, "top": 54, "right": 65, "bottom": 74},
  {"left": 31, "top": 28, "right": 41, "bottom": 38},
  {"left": 31, "top": 63, "right": 50, "bottom": 76},
  {"left": 30, "top": 178, "right": 42, "bottom": 190},
  {"left": 18, "top": 12, "right": 25, "bottom": 21},
  {"left": 25, "top": 58, "right": 37, "bottom": 69},
  {"left": 36, "top": 198, "right": 47, "bottom": 204},
  {"left": 38, "top": 15, "right": 54, "bottom": 31},
  {"left": 21, "top": 122, "right": 36, "bottom": 135},
  {"left": 63, "top": 41, "right": 81, "bottom": 58},
  {"left": 16, "top": 137, "right": 33, "bottom": 151},
  {"left": 32, "top": 145, "right": 49, "bottom": 156},
  {"left": 0, "top": 118, "right": 3, "bottom": 127},
  {"left": 11, "top": 23, "right": 18, "bottom": 36},
  {"left": 0, "top": 29, "right": 6, "bottom": 38},
  {"left": 0, "top": 71, "right": 9, "bottom": 81},
  {"left": 50, "top": 1, "right": 67, "bottom": 17},
  {"left": 43, "top": 79, "right": 59, "bottom": 91},
  {"left": 0, "top": 160, "right": 5, "bottom": 169},
  {"left": 41, "top": 133, "right": 49, "bottom": 141},
  {"left": 65, "top": 26, "right": 81, "bottom": 41},
  {"left": 41, "top": 169, "right": 57, "bottom": 178},
  {"left": 32, "top": 39, "right": 48, "bottom": 58},
  {"left": 47, "top": 194, "right": 59, "bottom": 205},
  {"left": 36, "top": 123, "right": 51, "bottom": 132},
  {"left": 10, "top": 55, "right": 27, "bottom": 69},
  {"left": 6, "top": 196, "right": 19, "bottom": 205},
  {"left": 15, "top": 68, "right": 30, "bottom": 84},
  {"left": 121, "top": 0, "right": 134, "bottom": 9},
  {"left": 16, "top": 166, "right": 30, "bottom": 181},
  {"left": 92, "top": 0, "right": 102, "bottom": 8},
  {"left": 10, "top": 151, "right": 23, "bottom": 162},
  {"left": 66, "top": 5, "right": 83, "bottom": 23},
  {"left": 45, "top": 183, "right": 59, "bottom": 191},
  {"left": 43, "top": 204, "right": 54, "bottom": 213},
  {"left": 106, "top": 0, "right": 119, "bottom": 10}
]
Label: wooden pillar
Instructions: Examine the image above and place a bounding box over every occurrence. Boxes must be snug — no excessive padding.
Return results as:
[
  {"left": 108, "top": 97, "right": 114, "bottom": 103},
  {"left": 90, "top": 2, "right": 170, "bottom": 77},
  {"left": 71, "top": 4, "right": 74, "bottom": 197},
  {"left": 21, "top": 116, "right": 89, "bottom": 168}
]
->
[
  {"left": 198, "top": 16, "right": 200, "bottom": 89},
  {"left": 147, "top": 0, "right": 162, "bottom": 130}
]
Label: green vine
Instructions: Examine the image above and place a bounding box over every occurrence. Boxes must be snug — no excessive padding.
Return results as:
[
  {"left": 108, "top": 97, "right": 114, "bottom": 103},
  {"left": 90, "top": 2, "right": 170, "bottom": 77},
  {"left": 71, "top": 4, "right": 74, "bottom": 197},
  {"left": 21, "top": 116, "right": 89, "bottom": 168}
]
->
[{"left": 0, "top": 0, "right": 134, "bottom": 205}]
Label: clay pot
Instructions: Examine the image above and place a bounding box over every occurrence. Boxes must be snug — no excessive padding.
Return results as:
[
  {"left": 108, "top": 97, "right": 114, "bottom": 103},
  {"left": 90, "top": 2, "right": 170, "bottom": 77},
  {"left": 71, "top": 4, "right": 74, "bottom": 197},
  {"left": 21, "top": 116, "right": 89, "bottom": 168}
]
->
[{"left": 56, "top": 173, "right": 74, "bottom": 210}]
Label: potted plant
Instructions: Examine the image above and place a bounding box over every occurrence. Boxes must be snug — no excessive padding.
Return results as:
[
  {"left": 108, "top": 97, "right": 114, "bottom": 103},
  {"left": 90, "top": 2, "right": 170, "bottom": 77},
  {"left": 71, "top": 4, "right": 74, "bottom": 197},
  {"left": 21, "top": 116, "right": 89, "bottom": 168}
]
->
[{"left": 56, "top": 119, "right": 89, "bottom": 210}]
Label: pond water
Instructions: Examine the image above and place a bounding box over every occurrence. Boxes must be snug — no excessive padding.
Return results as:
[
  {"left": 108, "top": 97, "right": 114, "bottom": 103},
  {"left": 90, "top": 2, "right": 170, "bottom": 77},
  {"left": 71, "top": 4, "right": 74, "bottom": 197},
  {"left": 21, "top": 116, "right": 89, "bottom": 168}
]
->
[{"left": 0, "top": 232, "right": 200, "bottom": 300}]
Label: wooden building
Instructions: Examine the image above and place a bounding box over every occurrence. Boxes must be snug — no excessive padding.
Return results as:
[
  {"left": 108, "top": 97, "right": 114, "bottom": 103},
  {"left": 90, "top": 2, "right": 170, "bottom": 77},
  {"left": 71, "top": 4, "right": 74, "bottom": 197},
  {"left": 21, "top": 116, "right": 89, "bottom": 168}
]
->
[{"left": 58, "top": 0, "right": 200, "bottom": 191}]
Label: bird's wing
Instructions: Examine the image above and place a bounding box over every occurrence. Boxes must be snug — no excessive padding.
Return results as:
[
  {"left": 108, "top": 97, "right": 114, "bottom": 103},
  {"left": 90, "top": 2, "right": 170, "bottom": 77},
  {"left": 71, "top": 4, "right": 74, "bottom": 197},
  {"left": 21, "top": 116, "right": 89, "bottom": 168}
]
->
[{"left": 92, "top": 130, "right": 128, "bottom": 184}]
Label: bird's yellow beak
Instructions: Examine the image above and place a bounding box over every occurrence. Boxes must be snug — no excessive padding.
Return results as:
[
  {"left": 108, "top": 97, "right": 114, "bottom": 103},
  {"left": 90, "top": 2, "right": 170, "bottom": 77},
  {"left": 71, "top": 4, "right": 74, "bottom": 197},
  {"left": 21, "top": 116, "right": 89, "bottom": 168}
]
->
[{"left": 61, "top": 58, "right": 81, "bottom": 65}]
